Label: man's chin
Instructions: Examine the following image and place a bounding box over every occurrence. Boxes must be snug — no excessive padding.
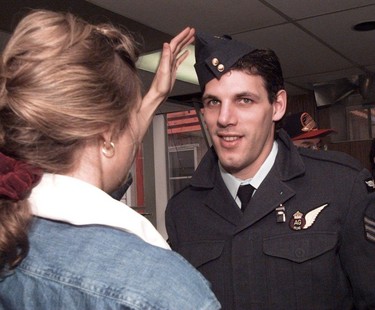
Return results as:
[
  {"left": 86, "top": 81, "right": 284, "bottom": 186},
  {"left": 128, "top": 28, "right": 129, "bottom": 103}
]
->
[{"left": 219, "top": 158, "right": 242, "bottom": 173}]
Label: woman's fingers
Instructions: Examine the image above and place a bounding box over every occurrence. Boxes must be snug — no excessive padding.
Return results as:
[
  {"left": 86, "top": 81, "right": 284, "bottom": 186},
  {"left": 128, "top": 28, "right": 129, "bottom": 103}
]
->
[{"left": 169, "top": 27, "right": 195, "bottom": 56}]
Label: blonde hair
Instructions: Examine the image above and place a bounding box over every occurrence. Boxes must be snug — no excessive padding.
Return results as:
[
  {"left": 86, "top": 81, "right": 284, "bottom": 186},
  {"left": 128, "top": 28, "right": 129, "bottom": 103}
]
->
[{"left": 0, "top": 10, "right": 142, "bottom": 273}]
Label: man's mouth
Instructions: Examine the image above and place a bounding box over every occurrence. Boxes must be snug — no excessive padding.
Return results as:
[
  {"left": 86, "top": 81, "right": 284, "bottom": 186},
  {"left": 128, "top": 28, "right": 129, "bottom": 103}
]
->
[{"left": 221, "top": 136, "right": 240, "bottom": 142}]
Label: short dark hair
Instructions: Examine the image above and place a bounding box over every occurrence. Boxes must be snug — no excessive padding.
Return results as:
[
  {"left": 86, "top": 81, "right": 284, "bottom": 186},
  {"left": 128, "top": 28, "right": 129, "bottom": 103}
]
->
[{"left": 232, "top": 49, "right": 284, "bottom": 103}]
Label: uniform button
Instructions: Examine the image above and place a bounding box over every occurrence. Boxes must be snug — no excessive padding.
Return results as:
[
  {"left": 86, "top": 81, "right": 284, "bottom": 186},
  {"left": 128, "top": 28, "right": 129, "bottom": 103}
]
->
[
  {"left": 212, "top": 58, "right": 219, "bottom": 66},
  {"left": 217, "top": 64, "right": 225, "bottom": 72},
  {"left": 295, "top": 248, "right": 305, "bottom": 258}
]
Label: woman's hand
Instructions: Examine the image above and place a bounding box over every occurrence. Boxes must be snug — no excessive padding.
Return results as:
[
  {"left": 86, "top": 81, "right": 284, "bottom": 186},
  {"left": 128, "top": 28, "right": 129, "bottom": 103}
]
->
[
  {"left": 148, "top": 27, "right": 195, "bottom": 101},
  {"left": 138, "top": 27, "right": 195, "bottom": 137}
]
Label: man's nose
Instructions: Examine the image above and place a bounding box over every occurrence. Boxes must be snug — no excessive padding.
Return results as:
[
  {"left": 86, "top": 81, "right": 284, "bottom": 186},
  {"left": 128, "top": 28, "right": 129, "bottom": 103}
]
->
[{"left": 217, "top": 102, "right": 237, "bottom": 127}]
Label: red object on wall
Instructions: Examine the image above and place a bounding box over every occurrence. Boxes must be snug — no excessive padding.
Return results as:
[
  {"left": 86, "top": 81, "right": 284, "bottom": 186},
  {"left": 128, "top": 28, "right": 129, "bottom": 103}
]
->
[{"left": 167, "top": 110, "right": 202, "bottom": 134}]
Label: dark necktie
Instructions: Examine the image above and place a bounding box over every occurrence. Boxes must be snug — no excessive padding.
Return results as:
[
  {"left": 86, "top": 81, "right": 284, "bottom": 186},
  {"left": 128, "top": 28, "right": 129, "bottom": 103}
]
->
[{"left": 237, "top": 184, "right": 255, "bottom": 212}]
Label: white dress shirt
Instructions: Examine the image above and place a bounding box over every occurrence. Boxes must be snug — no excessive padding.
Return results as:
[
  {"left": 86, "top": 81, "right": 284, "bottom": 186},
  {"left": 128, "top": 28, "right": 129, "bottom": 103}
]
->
[{"left": 220, "top": 141, "right": 279, "bottom": 207}]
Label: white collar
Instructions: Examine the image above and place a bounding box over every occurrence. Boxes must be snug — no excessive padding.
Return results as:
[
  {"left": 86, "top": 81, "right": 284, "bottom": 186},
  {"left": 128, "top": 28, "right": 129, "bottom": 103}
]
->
[
  {"left": 250, "top": 140, "right": 278, "bottom": 189},
  {"left": 29, "top": 174, "right": 170, "bottom": 250},
  {"left": 220, "top": 141, "right": 279, "bottom": 203}
]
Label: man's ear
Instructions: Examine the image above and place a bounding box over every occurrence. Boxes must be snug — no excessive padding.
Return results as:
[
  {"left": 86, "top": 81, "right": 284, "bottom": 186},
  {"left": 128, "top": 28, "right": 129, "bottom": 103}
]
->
[{"left": 272, "top": 90, "right": 287, "bottom": 122}]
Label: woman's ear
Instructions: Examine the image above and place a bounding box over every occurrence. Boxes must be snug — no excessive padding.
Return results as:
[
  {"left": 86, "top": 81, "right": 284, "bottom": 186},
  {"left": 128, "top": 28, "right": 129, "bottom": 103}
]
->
[
  {"left": 100, "top": 129, "right": 116, "bottom": 158},
  {"left": 272, "top": 90, "right": 287, "bottom": 122},
  {"left": 101, "top": 129, "right": 113, "bottom": 144}
]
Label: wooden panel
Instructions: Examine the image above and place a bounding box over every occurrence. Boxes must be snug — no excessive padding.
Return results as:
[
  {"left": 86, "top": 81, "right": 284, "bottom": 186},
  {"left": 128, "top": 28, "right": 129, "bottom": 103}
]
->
[
  {"left": 287, "top": 93, "right": 372, "bottom": 170},
  {"left": 286, "top": 93, "right": 317, "bottom": 117}
]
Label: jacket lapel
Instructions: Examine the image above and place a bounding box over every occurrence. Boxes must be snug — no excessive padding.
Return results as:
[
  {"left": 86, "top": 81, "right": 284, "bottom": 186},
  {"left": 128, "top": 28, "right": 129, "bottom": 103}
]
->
[
  {"left": 203, "top": 172, "right": 242, "bottom": 226},
  {"left": 190, "top": 147, "right": 242, "bottom": 225}
]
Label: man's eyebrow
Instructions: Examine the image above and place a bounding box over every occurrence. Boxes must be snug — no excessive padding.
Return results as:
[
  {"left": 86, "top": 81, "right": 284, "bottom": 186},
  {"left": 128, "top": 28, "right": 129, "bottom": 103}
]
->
[
  {"left": 202, "top": 94, "right": 218, "bottom": 101},
  {"left": 235, "top": 91, "right": 260, "bottom": 100},
  {"left": 202, "top": 91, "right": 261, "bottom": 102}
]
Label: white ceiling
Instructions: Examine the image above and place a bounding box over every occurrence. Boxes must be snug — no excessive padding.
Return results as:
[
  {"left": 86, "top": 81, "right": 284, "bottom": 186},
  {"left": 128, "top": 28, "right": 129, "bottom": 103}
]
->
[
  {"left": 1, "top": 0, "right": 374, "bottom": 112},
  {"left": 87, "top": 0, "right": 375, "bottom": 100}
]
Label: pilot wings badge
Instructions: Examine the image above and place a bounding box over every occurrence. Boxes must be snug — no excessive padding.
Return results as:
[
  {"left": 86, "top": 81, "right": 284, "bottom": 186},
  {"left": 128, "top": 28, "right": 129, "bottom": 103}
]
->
[{"left": 289, "top": 204, "right": 328, "bottom": 231}]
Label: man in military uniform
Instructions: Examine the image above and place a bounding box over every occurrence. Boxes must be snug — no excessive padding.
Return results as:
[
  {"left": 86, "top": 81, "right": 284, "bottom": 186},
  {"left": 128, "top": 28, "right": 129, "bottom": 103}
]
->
[{"left": 165, "top": 32, "right": 375, "bottom": 309}]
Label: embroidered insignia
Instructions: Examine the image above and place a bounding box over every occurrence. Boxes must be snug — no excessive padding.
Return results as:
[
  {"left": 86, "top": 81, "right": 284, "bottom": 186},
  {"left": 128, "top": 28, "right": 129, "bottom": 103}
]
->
[
  {"left": 290, "top": 211, "right": 305, "bottom": 230},
  {"left": 289, "top": 204, "right": 328, "bottom": 231},
  {"left": 365, "top": 178, "right": 375, "bottom": 193},
  {"left": 300, "top": 112, "right": 318, "bottom": 133},
  {"left": 364, "top": 216, "right": 375, "bottom": 243}
]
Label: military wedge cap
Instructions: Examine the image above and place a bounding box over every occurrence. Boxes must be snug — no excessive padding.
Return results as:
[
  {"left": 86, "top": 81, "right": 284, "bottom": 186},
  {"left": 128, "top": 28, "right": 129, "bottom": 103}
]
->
[
  {"left": 282, "top": 112, "right": 335, "bottom": 141},
  {"left": 194, "top": 31, "right": 256, "bottom": 89}
]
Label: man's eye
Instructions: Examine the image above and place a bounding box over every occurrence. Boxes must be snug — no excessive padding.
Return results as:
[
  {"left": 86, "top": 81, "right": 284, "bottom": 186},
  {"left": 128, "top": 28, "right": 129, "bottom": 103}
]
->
[
  {"left": 204, "top": 99, "right": 220, "bottom": 107},
  {"left": 240, "top": 98, "right": 253, "bottom": 104}
]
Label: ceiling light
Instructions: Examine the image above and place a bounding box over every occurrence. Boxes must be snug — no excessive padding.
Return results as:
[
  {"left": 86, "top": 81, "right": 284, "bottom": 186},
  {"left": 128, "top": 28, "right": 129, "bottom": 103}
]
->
[{"left": 136, "top": 44, "right": 198, "bottom": 85}]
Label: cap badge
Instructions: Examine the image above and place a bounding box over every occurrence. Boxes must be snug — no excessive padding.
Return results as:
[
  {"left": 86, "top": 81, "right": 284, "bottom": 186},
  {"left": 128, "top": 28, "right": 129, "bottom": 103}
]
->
[
  {"left": 289, "top": 204, "right": 328, "bottom": 231},
  {"left": 300, "top": 112, "right": 318, "bottom": 133}
]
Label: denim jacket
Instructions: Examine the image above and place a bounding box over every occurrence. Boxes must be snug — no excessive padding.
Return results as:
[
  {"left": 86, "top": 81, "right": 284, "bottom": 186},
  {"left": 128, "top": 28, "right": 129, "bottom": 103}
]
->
[
  {"left": 0, "top": 174, "right": 220, "bottom": 309},
  {"left": 0, "top": 218, "right": 220, "bottom": 309}
]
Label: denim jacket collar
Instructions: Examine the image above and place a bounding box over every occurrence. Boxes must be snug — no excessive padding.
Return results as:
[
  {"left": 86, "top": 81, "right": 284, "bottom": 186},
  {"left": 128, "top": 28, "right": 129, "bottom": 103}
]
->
[{"left": 29, "top": 173, "right": 170, "bottom": 249}]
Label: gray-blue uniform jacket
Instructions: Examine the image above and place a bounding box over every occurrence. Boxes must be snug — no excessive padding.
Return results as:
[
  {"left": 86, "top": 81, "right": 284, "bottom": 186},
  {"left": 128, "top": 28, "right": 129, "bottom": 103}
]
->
[{"left": 166, "top": 129, "right": 375, "bottom": 310}]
